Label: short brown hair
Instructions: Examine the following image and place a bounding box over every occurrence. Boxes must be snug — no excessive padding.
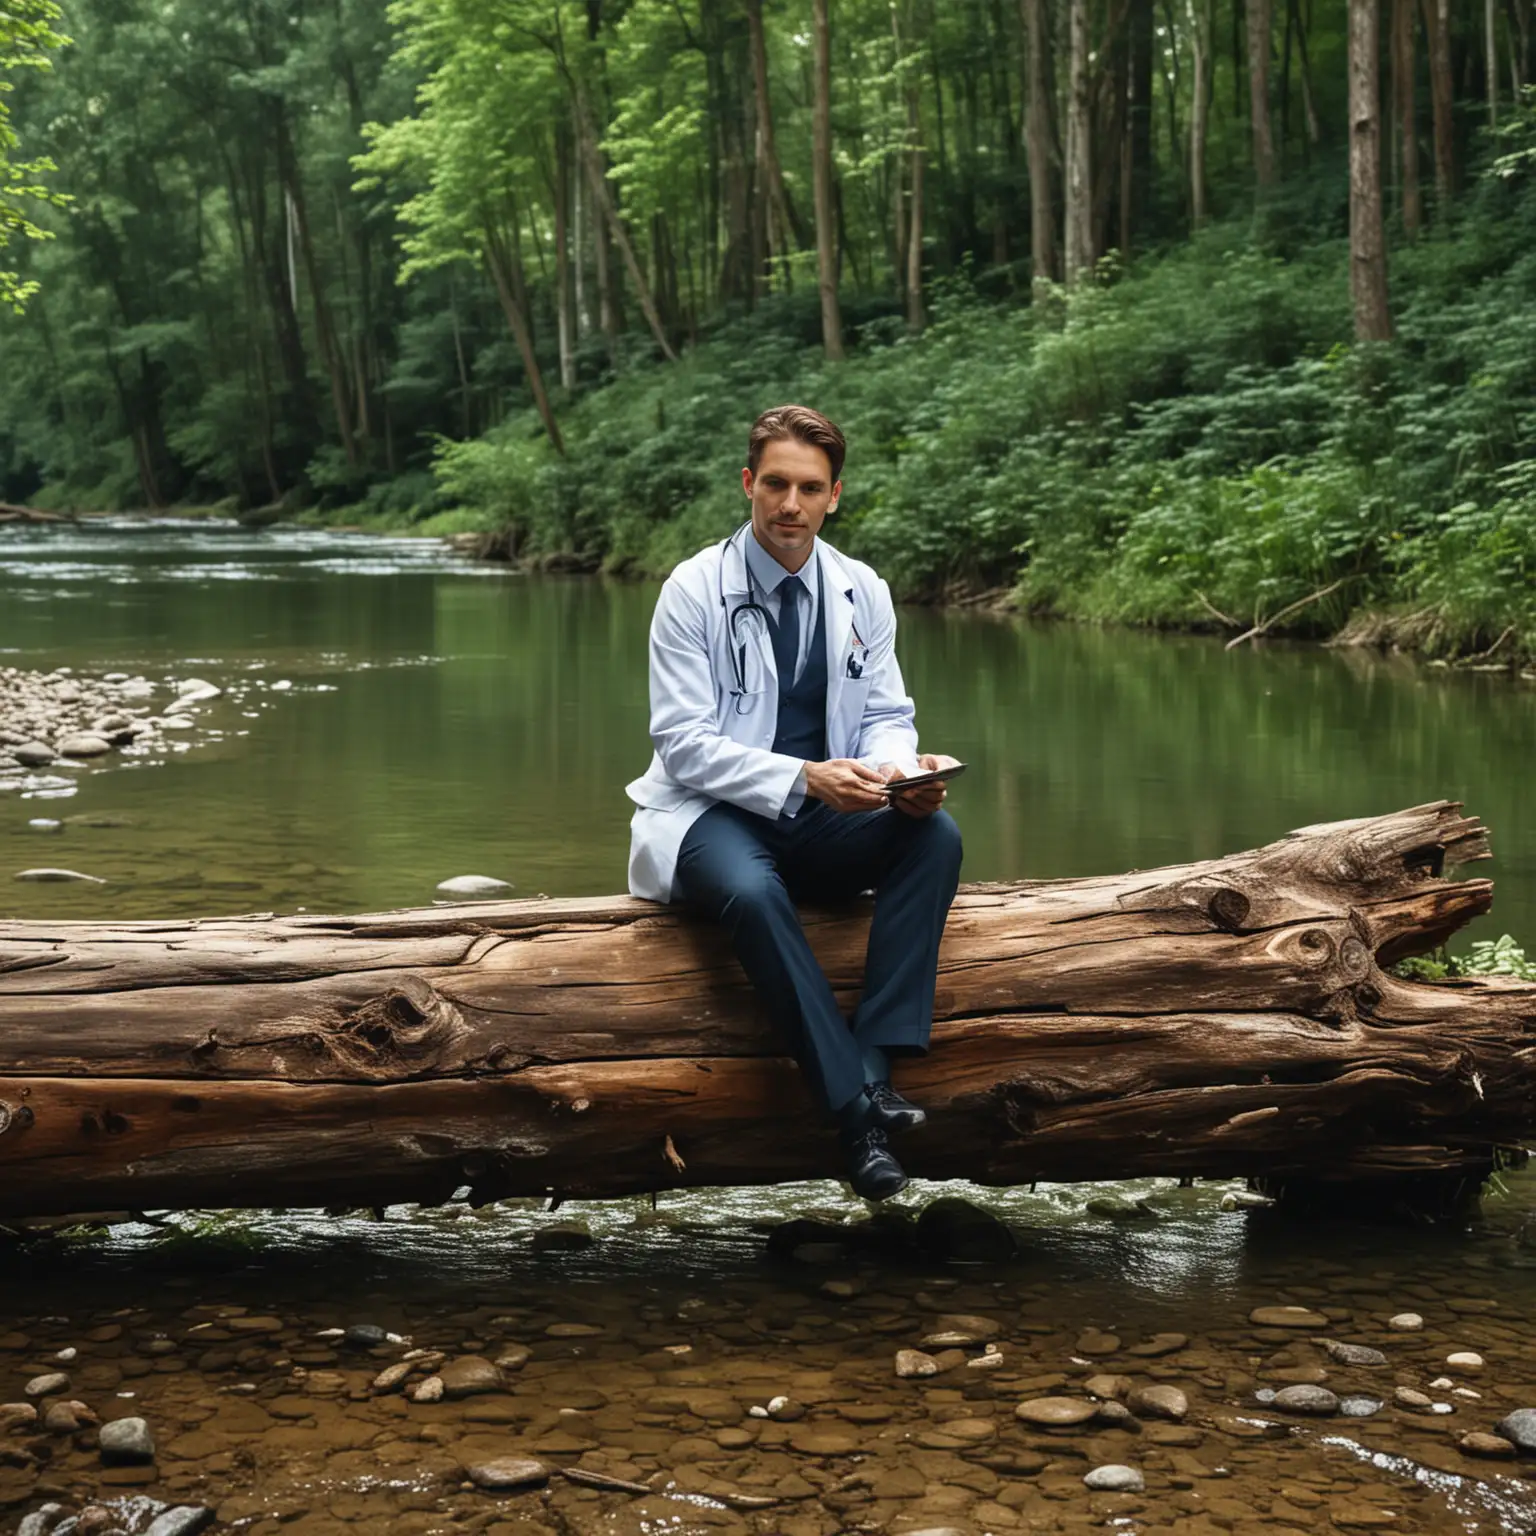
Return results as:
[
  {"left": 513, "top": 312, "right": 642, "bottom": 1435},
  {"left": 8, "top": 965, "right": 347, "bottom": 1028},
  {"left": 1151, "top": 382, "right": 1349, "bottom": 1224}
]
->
[{"left": 748, "top": 404, "right": 846, "bottom": 484}]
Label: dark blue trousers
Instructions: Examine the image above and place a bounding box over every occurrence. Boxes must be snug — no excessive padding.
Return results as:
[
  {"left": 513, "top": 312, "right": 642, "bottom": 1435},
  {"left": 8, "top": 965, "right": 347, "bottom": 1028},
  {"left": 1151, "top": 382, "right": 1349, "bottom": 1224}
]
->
[{"left": 675, "top": 799, "right": 963, "bottom": 1113}]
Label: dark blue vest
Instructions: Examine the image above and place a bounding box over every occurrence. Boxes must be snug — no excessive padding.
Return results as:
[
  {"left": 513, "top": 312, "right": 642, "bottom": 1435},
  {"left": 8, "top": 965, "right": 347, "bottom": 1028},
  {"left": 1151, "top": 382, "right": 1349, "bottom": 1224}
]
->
[{"left": 772, "top": 570, "right": 828, "bottom": 763}]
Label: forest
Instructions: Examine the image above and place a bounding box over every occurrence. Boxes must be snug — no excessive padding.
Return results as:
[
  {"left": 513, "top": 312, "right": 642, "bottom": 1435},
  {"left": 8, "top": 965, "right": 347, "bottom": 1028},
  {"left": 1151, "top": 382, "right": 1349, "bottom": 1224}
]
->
[{"left": 1, "top": 0, "right": 1534, "bottom": 657}]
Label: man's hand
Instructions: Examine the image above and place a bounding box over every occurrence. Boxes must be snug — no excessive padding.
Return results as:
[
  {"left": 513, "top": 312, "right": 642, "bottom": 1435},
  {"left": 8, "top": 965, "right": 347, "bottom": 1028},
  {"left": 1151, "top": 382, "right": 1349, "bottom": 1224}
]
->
[
  {"left": 882, "top": 752, "right": 961, "bottom": 819},
  {"left": 805, "top": 758, "right": 890, "bottom": 813}
]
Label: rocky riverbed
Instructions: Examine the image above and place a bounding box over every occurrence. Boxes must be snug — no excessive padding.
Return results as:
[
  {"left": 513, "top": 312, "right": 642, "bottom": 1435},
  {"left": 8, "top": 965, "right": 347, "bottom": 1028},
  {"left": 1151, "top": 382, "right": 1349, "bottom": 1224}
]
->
[
  {"left": 0, "top": 667, "right": 230, "bottom": 789},
  {"left": 5, "top": 1188, "right": 1536, "bottom": 1536}
]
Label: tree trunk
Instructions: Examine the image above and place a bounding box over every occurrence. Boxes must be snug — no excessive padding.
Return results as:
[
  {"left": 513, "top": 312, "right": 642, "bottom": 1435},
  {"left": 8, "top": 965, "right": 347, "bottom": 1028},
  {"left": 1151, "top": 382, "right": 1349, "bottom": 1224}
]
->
[
  {"left": 811, "top": 0, "right": 845, "bottom": 360},
  {"left": 1350, "top": 0, "right": 1393, "bottom": 342},
  {"left": 747, "top": 0, "right": 805, "bottom": 286},
  {"left": 575, "top": 101, "right": 678, "bottom": 363},
  {"left": 1394, "top": 0, "right": 1423, "bottom": 237},
  {"left": 896, "top": 0, "right": 926, "bottom": 330},
  {"left": 1247, "top": 0, "right": 1277, "bottom": 189},
  {"left": 482, "top": 221, "right": 565, "bottom": 456},
  {"left": 1188, "top": 0, "right": 1214, "bottom": 225},
  {"left": 3, "top": 804, "right": 1528, "bottom": 1217},
  {"left": 1488, "top": 0, "right": 1501, "bottom": 127},
  {"left": 1289, "top": 0, "right": 1323, "bottom": 145},
  {"left": 1065, "top": 0, "right": 1095, "bottom": 280},
  {"left": 553, "top": 123, "right": 577, "bottom": 390},
  {"left": 1022, "top": 0, "right": 1060, "bottom": 285},
  {"left": 1421, "top": 0, "right": 1455, "bottom": 208}
]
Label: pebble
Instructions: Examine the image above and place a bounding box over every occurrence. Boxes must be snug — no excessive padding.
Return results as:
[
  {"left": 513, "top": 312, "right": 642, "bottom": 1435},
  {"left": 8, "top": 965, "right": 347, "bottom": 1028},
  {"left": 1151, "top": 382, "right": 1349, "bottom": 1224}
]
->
[
  {"left": 1127, "top": 1384, "right": 1188, "bottom": 1421},
  {"left": 1446, "top": 1351, "right": 1485, "bottom": 1372},
  {"left": 895, "top": 1349, "right": 939, "bottom": 1379},
  {"left": 1127, "top": 1332, "right": 1188, "bottom": 1357},
  {"left": 342, "top": 1323, "right": 389, "bottom": 1348},
  {"left": 436, "top": 874, "right": 514, "bottom": 898},
  {"left": 532, "top": 1220, "right": 595, "bottom": 1252},
  {"left": 41, "top": 1398, "right": 93, "bottom": 1433},
  {"left": 1075, "top": 1329, "right": 1121, "bottom": 1356},
  {"left": 16, "top": 1507, "right": 69, "bottom": 1536},
  {"left": 99, "top": 1415, "right": 156, "bottom": 1463},
  {"left": 1083, "top": 1464, "right": 1146, "bottom": 1493},
  {"left": 56, "top": 733, "right": 113, "bottom": 757},
  {"left": 1460, "top": 1432, "right": 1516, "bottom": 1459},
  {"left": 1323, "top": 1340, "right": 1387, "bottom": 1367},
  {"left": 1083, "top": 1374, "right": 1132, "bottom": 1400},
  {"left": 1494, "top": 1408, "right": 1536, "bottom": 1453},
  {"left": 12, "top": 743, "right": 55, "bottom": 766},
  {"left": 1340, "top": 1396, "right": 1385, "bottom": 1417},
  {"left": 0, "top": 1402, "right": 39, "bottom": 1429},
  {"left": 1272, "top": 1385, "right": 1340, "bottom": 1415},
  {"left": 1394, "top": 1387, "right": 1434, "bottom": 1413},
  {"left": 144, "top": 1508, "right": 216, "bottom": 1536},
  {"left": 370, "top": 1362, "right": 415, "bottom": 1394},
  {"left": 14, "top": 868, "right": 105, "bottom": 884},
  {"left": 1387, "top": 1313, "right": 1424, "bottom": 1331},
  {"left": 1249, "top": 1305, "right": 1328, "bottom": 1328},
  {"left": 495, "top": 1345, "right": 530, "bottom": 1372},
  {"left": 27, "top": 818, "right": 61, "bottom": 831},
  {"left": 467, "top": 1456, "right": 550, "bottom": 1490},
  {"left": 1015, "top": 1397, "right": 1099, "bottom": 1427},
  {"left": 24, "top": 1372, "right": 71, "bottom": 1397},
  {"left": 408, "top": 1376, "right": 444, "bottom": 1402}
]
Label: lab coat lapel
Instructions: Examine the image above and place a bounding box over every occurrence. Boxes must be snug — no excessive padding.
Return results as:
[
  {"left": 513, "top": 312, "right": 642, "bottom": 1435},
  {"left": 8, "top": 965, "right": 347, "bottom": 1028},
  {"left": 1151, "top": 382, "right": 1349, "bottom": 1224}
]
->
[
  {"left": 720, "top": 527, "right": 777, "bottom": 732},
  {"left": 819, "top": 542, "right": 857, "bottom": 754}
]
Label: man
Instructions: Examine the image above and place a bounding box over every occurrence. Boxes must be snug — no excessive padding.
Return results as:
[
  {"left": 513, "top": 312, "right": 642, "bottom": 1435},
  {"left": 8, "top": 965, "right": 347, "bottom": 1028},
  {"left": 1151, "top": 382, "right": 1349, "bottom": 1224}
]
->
[{"left": 626, "top": 404, "right": 963, "bottom": 1199}]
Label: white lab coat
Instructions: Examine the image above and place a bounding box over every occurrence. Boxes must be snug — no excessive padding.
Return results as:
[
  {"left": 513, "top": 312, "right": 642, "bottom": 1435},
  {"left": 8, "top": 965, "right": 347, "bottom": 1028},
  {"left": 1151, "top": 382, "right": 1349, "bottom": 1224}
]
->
[{"left": 626, "top": 528, "right": 922, "bottom": 902}]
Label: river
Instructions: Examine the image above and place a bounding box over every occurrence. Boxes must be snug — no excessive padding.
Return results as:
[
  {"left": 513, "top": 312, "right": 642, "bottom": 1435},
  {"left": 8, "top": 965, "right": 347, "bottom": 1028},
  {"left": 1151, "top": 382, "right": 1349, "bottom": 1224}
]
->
[{"left": 3, "top": 520, "right": 1536, "bottom": 1536}]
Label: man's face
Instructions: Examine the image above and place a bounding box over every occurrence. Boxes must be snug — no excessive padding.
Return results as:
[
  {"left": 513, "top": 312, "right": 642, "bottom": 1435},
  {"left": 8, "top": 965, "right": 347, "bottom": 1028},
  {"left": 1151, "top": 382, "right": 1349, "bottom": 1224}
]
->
[{"left": 742, "top": 438, "right": 841, "bottom": 571}]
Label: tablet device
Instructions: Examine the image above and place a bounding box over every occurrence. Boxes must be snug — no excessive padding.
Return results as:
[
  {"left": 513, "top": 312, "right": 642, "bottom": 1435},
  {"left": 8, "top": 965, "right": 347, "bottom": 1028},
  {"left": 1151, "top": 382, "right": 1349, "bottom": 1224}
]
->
[{"left": 883, "top": 762, "right": 967, "bottom": 796}]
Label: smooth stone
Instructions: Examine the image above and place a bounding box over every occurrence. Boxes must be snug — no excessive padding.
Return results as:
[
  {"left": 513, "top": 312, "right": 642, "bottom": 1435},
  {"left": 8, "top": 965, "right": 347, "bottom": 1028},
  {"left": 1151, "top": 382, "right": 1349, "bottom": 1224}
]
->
[
  {"left": 1446, "top": 1351, "right": 1485, "bottom": 1372},
  {"left": 436, "top": 874, "right": 514, "bottom": 898},
  {"left": 544, "top": 1322, "right": 602, "bottom": 1337},
  {"left": 914, "top": 1196, "right": 1017, "bottom": 1261},
  {"left": 1493, "top": 1408, "right": 1536, "bottom": 1452},
  {"left": 1249, "top": 1306, "right": 1328, "bottom": 1329},
  {"left": 788, "top": 1426, "right": 860, "bottom": 1454},
  {"left": 27, "top": 819, "right": 61, "bottom": 831},
  {"left": 24, "top": 1373, "right": 71, "bottom": 1398},
  {"left": 1085, "top": 1195, "right": 1153, "bottom": 1220},
  {"left": 1387, "top": 1313, "right": 1424, "bottom": 1331},
  {"left": 11, "top": 743, "right": 55, "bottom": 766},
  {"left": 99, "top": 1415, "right": 156, "bottom": 1463},
  {"left": 1394, "top": 1387, "right": 1434, "bottom": 1413},
  {"left": 896, "top": 1349, "right": 939, "bottom": 1379},
  {"left": 158, "top": 715, "right": 196, "bottom": 729},
  {"left": 929, "top": 1313, "right": 1001, "bottom": 1343},
  {"left": 1127, "top": 1385, "right": 1188, "bottom": 1421},
  {"left": 16, "top": 1507, "right": 69, "bottom": 1536},
  {"left": 342, "top": 1324, "right": 388, "bottom": 1348},
  {"left": 1127, "top": 1332, "right": 1188, "bottom": 1357},
  {"left": 1084, "top": 1465, "right": 1146, "bottom": 1493},
  {"left": 1340, "top": 1397, "right": 1384, "bottom": 1417},
  {"left": 1075, "top": 1330, "right": 1121, "bottom": 1356},
  {"left": 1016, "top": 1397, "right": 1098, "bottom": 1427},
  {"left": 1461, "top": 1432, "right": 1516, "bottom": 1459},
  {"left": 408, "top": 1376, "right": 444, "bottom": 1402},
  {"left": 1324, "top": 1341, "right": 1387, "bottom": 1367},
  {"left": 438, "top": 1356, "right": 502, "bottom": 1398},
  {"left": 371, "top": 1362, "right": 416, "bottom": 1394},
  {"left": 766, "top": 1396, "right": 806, "bottom": 1422},
  {"left": 1083, "top": 1374, "right": 1132, "bottom": 1400},
  {"left": 1093, "top": 1400, "right": 1135, "bottom": 1426},
  {"left": 55, "top": 734, "right": 112, "bottom": 758},
  {"left": 1272, "top": 1385, "right": 1340, "bottom": 1416},
  {"left": 467, "top": 1456, "right": 550, "bottom": 1490},
  {"left": 176, "top": 679, "right": 222, "bottom": 700},
  {"left": 1330, "top": 1500, "right": 1400, "bottom": 1528},
  {"left": 494, "top": 1346, "right": 530, "bottom": 1372},
  {"left": 41, "top": 1399, "right": 92, "bottom": 1433},
  {"left": 0, "top": 1403, "right": 39, "bottom": 1430},
  {"left": 532, "top": 1220, "right": 594, "bottom": 1252},
  {"left": 14, "top": 869, "right": 105, "bottom": 884},
  {"left": 144, "top": 1508, "right": 216, "bottom": 1536}
]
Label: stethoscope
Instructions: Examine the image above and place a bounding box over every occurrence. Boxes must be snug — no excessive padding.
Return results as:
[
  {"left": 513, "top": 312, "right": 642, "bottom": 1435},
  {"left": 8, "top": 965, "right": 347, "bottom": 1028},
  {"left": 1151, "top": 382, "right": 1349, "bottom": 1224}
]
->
[{"left": 718, "top": 526, "right": 868, "bottom": 714}]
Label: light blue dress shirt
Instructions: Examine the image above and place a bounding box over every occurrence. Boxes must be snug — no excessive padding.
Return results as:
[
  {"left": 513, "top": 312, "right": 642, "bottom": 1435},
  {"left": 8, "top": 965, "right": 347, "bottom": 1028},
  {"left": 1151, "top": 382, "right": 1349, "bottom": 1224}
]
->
[{"left": 744, "top": 529, "right": 819, "bottom": 685}]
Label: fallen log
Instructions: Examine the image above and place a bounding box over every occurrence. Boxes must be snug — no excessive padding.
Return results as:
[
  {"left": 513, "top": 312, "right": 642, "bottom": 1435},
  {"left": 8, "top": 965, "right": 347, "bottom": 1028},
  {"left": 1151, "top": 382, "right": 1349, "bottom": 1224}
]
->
[
  {"left": 1, "top": 801, "right": 1533, "bottom": 1218},
  {"left": 0, "top": 503, "right": 71, "bottom": 524}
]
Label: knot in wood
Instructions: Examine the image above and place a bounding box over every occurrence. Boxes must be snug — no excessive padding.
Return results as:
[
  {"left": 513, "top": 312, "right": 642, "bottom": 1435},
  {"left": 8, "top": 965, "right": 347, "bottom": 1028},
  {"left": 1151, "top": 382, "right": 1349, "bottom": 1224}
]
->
[{"left": 0, "top": 1100, "right": 33, "bottom": 1137}]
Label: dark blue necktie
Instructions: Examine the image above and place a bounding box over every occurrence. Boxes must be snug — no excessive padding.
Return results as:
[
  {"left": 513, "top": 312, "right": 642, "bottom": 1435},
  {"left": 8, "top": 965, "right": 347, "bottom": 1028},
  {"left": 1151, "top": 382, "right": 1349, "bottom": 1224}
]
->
[{"left": 773, "top": 577, "right": 802, "bottom": 686}]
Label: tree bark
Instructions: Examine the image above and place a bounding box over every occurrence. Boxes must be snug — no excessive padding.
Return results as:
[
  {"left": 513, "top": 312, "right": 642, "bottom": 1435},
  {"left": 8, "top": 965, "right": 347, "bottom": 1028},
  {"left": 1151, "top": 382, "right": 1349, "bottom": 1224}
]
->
[
  {"left": 1021, "top": 0, "right": 1060, "bottom": 286},
  {"left": 1489, "top": 0, "right": 1501, "bottom": 127},
  {"left": 1421, "top": 0, "right": 1456, "bottom": 208},
  {"left": 1289, "top": 0, "right": 1323, "bottom": 145},
  {"left": 1350, "top": 0, "right": 1393, "bottom": 342},
  {"left": 1247, "top": 0, "right": 1277, "bottom": 189},
  {"left": 553, "top": 123, "right": 578, "bottom": 391},
  {"left": 3, "top": 804, "right": 1530, "bottom": 1218},
  {"left": 1064, "top": 0, "right": 1094, "bottom": 280},
  {"left": 482, "top": 220, "right": 565, "bottom": 456},
  {"left": 1188, "top": 0, "right": 1214, "bottom": 225},
  {"left": 1393, "top": 0, "right": 1423, "bottom": 237},
  {"left": 811, "top": 0, "right": 845, "bottom": 360}
]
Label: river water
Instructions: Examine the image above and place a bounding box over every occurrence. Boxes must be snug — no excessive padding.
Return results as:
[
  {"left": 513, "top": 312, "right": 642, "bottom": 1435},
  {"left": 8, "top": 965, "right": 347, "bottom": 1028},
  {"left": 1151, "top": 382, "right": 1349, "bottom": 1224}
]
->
[{"left": 3, "top": 520, "right": 1536, "bottom": 1536}]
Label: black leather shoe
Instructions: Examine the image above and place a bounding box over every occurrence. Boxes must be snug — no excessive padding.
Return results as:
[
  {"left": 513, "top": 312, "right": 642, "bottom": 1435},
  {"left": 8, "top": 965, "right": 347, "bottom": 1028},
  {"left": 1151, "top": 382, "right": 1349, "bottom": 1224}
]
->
[
  {"left": 865, "top": 1081, "right": 927, "bottom": 1132},
  {"left": 842, "top": 1126, "right": 909, "bottom": 1200}
]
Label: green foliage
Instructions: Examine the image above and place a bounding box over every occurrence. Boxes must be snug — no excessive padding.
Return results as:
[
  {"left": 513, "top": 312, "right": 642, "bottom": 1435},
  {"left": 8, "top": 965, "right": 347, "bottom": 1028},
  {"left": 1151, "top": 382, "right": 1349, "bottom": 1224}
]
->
[
  {"left": 0, "top": 0, "right": 69, "bottom": 311},
  {"left": 1395, "top": 934, "right": 1536, "bottom": 984}
]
